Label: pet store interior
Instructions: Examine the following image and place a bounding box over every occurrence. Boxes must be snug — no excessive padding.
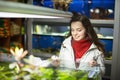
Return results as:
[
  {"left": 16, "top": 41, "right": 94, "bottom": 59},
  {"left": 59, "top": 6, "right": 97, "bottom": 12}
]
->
[{"left": 0, "top": 0, "right": 120, "bottom": 80}]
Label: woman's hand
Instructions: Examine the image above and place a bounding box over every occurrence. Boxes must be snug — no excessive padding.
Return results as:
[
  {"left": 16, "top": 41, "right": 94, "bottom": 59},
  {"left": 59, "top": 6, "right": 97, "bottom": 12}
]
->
[
  {"left": 88, "top": 59, "right": 97, "bottom": 67},
  {"left": 51, "top": 55, "right": 60, "bottom": 67}
]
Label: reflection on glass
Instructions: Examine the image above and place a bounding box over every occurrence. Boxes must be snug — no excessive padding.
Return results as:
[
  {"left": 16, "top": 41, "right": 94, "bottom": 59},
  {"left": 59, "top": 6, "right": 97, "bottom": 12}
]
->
[
  {"left": 94, "top": 26, "right": 113, "bottom": 60},
  {"left": 32, "top": 24, "right": 69, "bottom": 58},
  {"left": 33, "top": 24, "right": 69, "bottom": 36}
]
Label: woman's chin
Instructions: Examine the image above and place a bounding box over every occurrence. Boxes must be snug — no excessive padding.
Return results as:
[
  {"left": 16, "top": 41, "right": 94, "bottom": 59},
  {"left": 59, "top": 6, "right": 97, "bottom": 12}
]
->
[{"left": 74, "top": 38, "right": 81, "bottom": 41}]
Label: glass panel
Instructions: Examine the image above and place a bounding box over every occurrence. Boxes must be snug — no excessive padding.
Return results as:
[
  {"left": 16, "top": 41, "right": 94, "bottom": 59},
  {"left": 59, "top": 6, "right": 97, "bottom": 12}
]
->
[
  {"left": 94, "top": 27, "right": 113, "bottom": 39},
  {"left": 94, "top": 27, "right": 113, "bottom": 60},
  {"left": 32, "top": 24, "right": 69, "bottom": 57}
]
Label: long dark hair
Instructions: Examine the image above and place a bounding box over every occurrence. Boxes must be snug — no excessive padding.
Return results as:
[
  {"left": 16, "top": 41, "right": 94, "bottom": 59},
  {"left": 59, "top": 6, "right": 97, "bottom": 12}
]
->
[{"left": 68, "top": 13, "right": 105, "bottom": 52}]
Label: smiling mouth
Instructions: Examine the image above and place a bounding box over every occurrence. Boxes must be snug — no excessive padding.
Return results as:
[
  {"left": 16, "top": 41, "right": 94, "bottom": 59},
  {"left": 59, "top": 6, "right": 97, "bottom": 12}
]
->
[
  {"left": 74, "top": 36, "right": 80, "bottom": 39},
  {"left": 73, "top": 37, "right": 79, "bottom": 40}
]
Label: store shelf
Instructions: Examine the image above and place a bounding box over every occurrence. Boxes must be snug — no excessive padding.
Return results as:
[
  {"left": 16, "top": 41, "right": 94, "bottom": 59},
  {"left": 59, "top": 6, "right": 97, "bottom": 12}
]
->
[
  {"left": 90, "top": 19, "right": 114, "bottom": 27},
  {"left": 33, "top": 18, "right": 70, "bottom": 23},
  {"left": 0, "top": 1, "right": 72, "bottom": 18},
  {"left": 98, "top": 37, "right": 113, "bottom": 39},
  {"left": 33, "top": 33, "right": 65, "bottom": 36},
  {"left": 33, "top": 52, "right": 53, "bottom": 59},
  {"left": 33, "top": 18, "right": 114, "bottom": 25},
  {"left": 105, "top": 60, "right": 112, "bottom": 64}
]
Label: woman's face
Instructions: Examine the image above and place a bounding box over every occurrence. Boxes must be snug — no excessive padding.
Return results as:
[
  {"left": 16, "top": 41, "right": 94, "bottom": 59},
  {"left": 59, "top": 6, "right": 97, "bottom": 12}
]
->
[{"left": 71, "top": 21, "right": 86, "bottom": 41}]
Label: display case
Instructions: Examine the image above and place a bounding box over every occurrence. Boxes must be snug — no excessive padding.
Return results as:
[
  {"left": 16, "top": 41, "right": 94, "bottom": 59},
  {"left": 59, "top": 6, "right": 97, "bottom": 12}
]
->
[
  {"left": 27, "top": 1, "right": 115, "bottom": 77},
  {"left": 0, "top": 0, "right": 120, "bottom": 80},
  {"left": 31, "top": 19, "right": 113, "bottom": 57},
  {"left": 29, "top": 18, "right": 113, "bottom": 80},
  {"left": 29, "top": 18, "right": 70, "bottom": 58}
]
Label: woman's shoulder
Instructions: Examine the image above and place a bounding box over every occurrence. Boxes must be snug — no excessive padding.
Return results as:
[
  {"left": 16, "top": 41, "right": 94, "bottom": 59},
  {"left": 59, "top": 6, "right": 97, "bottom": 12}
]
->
[
  {"left": 61, "top": 36, "right": 72, "bottom": 48},
  {"left": 89, "top": 43, "right": 97, "bottom": 50},
  {"left": 62, "top": 36, "right": 72, "bottom": 43},
  {"left": 89, "top": 43, "right": 103, "bottom": 54}
]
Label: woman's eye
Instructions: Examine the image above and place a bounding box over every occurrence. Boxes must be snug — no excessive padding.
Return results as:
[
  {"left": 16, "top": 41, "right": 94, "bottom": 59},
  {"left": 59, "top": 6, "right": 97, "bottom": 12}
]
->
[{"left": 78, "top": 29, "right": 82, "bottom": 32}]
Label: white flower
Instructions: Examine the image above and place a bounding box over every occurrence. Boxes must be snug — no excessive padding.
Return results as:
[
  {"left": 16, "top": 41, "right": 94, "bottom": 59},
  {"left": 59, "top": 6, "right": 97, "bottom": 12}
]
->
[
  {"left": 23, "top": 75, "right": 31, "bottom": 80},
  {"left": 24, "top": 55, "right": 50, "bottom": 67},
  {"left": 51, "top": 55, "right": 59, "bottom": 60},
  {"left": 39, "top": 60, "right": 51, "bottom": 67},
  {"left": 24, "top": 55, "right": 41, "bottom": 66},
  {"left": 9, "top": 62, "right": 20, "bottom": 73},
  {"left": 10, "top": 47, "right": 28, "bottom": 61},
  {"left": 9, "top": 62, "right": 17, "bottom": 69}
]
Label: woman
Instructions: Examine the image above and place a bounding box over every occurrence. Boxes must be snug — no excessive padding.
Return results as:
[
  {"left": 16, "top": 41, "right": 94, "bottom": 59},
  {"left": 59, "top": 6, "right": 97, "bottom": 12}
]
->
[{"left": 59, "top": 13, "right": 105, "bottom": 77}]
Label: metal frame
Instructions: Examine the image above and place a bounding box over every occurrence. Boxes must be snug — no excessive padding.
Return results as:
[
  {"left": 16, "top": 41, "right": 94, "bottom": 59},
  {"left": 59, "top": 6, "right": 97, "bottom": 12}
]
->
[
  {"left": 27, "top": 18, "right": 71, "bottom": 53},
  {"left": 111, "top": 0, "right": 120, "bottom": 80}
]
